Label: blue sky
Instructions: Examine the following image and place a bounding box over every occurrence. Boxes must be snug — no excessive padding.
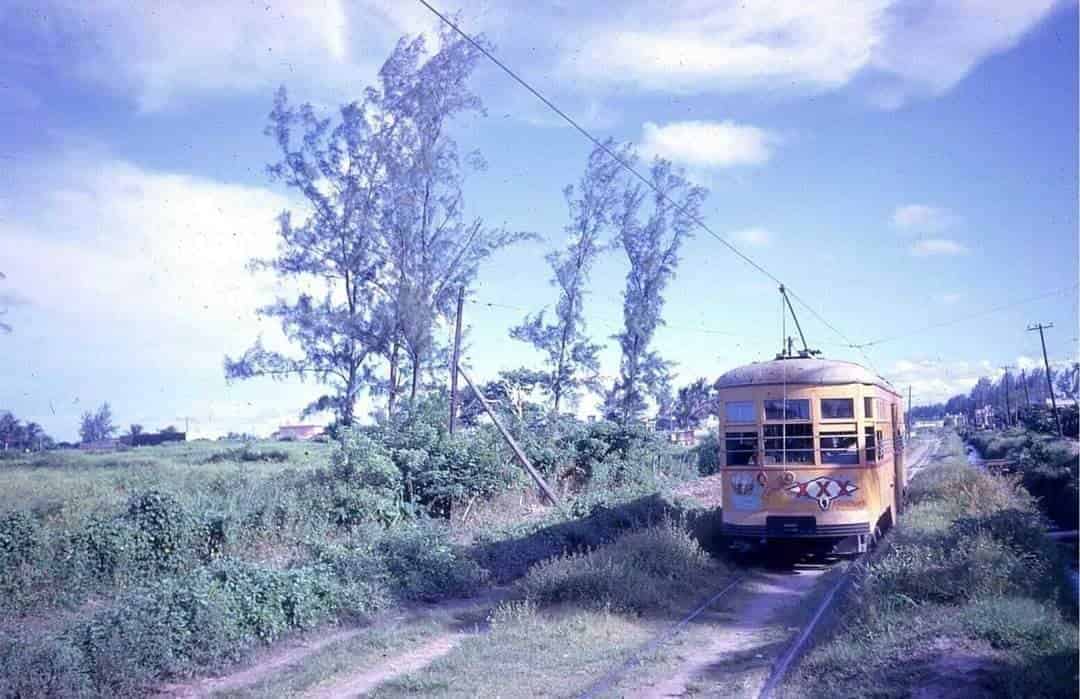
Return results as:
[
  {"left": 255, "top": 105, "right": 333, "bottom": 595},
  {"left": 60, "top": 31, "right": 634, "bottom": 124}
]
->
[{"left": 1, "top": 1, "right": 1077, "bottom": 440}]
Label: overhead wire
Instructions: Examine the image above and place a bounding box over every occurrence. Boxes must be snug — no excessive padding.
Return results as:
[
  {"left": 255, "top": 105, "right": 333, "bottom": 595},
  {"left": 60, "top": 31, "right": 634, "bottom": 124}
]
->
[
  {"left": 852, "top": 284, "right": 1078, "bottom": 349},
  {"left": 416, "top": 0, "right": 1075, "bottom": 379},
  {"left": 416, "top": 0, "right": 859, "bottom": 358}
]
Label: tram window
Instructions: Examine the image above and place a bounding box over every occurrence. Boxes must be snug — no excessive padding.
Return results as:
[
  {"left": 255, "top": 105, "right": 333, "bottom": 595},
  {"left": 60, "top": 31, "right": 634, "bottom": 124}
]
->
[
  {"left": 821, "top": 398, "right": 854, "bottom": 419},
  {"left": 864, "top": 426, "right": 876, "bottom": 463},
  {"left": 763, "top": 424, "right": 814, "bottom": 464},
  {"left": 725, "top": 401, "right": 756, "bottom": 423},
  {"left": 764, "top": 399, "right": 810, "bottom": 421},
  {"left": 821, "top": 426, "right": 859, "bottom": 464},
  {"left": 725, "top": 432, "right": 757, "bottom": 466},
  {"left": 864, "top": 397, "right": 874, "bottom": 419}
]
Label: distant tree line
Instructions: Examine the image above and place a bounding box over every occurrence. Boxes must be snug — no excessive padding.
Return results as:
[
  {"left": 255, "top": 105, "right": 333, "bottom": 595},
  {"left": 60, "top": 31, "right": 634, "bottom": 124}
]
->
[
  {"left": 0, "top": 411, "right": 52, "bottom": 451},
  {"left": 914, "top": 362, "right": 1079, "bottom": 429}
]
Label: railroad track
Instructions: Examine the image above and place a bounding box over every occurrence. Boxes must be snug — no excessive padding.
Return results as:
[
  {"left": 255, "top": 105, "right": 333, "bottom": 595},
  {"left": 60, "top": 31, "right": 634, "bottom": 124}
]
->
[{"left": 579, "top": 441, "right": 935, "bottom": 698}]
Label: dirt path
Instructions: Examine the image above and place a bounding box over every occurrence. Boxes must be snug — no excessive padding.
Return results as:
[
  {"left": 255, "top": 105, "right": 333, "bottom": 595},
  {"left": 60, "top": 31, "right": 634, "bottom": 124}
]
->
[
  {"left": 304, "top": 632, "right": 466, "bottom": 698},
  {"left": 155, "top": 589, "right": 508, "bottom": 699},
  {"left": 623, "top": 564, "right": 831, "bottom": 698},
  {"left": 156, "top": 627, "right": 364, "bottom": 698}
]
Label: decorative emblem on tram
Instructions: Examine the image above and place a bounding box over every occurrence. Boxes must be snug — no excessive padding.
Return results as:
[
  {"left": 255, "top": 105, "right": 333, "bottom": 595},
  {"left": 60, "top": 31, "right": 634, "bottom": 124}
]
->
[{"left": 786, "top": 476, "right": 858, "bottom": 511}]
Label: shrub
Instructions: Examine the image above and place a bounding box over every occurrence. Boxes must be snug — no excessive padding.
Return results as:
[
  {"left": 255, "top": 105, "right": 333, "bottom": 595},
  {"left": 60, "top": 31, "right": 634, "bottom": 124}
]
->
[
  {"left": 0, "top": 510, "right": 41, "bottom": 603},
  {"left": 328, "top": 429, "right": 404, "bottom": 527},
  {"left": 518, "top": 520, "right": 716, "bottom": 613},
  {"left": 0, "top": 633, "right": 91, "bottom": 697},
  {"left": 204, "top": 445, "right": 290, "bottom": 464},
  {"left": 377, "top": 520, "right": 486, "bottom": 601}
]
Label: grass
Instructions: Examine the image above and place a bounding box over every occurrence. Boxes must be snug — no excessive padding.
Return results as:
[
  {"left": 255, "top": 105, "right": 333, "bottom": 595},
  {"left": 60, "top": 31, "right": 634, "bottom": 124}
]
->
[
  {"left": 964, "top": 425, "right": 1078, "bottom": 529},
  {"left": 369, "top": 520, "right": 731, "bottom": 698},
  {"left": 0, "top": 440, "right": 329, "bottom": 530},
  {"left": 780, "top": 430, "right": 1079, "bottom": 699},
  {"left": 0, "top": 426, "right": 710, "bottom": 697}
]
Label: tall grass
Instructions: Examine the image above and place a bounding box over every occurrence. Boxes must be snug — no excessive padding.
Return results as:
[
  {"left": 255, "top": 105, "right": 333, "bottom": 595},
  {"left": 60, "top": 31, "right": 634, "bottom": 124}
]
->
[{"left": 783, "top": 431, "right": 1078, "bottom": 699}]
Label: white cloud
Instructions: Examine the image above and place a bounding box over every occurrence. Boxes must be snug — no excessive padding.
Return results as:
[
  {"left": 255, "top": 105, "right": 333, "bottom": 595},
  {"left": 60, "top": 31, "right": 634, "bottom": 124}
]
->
[
  {"left": 730, "top": 228, "right": 773, "bottom": 247},
  {"left": 940, "top": 292, "right": 963, "bottom": 304},
  {"left": 0, "top": 154, "right": 344, "bottom": 436},
  {"left": 640, "top": 121, "right": 778, "bottom": 168},
  {"left": 910, "top": 238, "right": 969, "bottom": 256},
  {"left": 567, "top": 1, "right": 883, "bottom": 94},
  {"left": 892, "top": 204, "right": 957, "bottom": 233},
  {"left": 559, "top": 0, "right": 1061, "bottom": 105},
  {"left": 18, "top": 0, "right": 432, "bottom": 110},
  {"left": 888, "top": 358, "right": 988, "bottom": 403},
  {"left": 869, "top": 1, "right": 1061, "bottom": 101}
]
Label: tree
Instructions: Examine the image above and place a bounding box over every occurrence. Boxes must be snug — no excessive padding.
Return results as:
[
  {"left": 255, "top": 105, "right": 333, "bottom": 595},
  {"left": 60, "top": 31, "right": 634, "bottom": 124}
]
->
[
  {"left": 1055, "top": 362, "right": 1079, "bottom": 401},
  {"left": 227, "top": 29, "right": 525, "bottom": 423},
  {"left": 0, "top": 412, "right": 20, "bottom": 450},
  {"left": 23, "top": 422, "right": 45, "bottom": 451},
  {"left": 673, "top": 378, "right": 716, "bottom": 430},
  {"left": 511, "top": 142, "right": 626, "bottom": 413},
  {"left": 79, "top": 403, "right": 116, "bottom": 444},
  {"left": 606, "top": 158, "right": 706, "bottom": 424},
  {"left": 378, "top": 30, "right": 530, "bottom": 409},
  {"left": 224, "top": 82, "right": 393, "bottom": 427}
]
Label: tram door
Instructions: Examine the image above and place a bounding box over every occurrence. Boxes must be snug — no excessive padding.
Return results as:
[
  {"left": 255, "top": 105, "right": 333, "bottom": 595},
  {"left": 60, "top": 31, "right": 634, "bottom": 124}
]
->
[{"left": 891, "top": 403, "right": 904, "bottom": 517}]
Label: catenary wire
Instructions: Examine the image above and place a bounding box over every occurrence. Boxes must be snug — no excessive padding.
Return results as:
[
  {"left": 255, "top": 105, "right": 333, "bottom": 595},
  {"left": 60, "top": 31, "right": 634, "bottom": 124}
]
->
[{"left": 415, "top": 0, "right": 859, "bottom": 352}]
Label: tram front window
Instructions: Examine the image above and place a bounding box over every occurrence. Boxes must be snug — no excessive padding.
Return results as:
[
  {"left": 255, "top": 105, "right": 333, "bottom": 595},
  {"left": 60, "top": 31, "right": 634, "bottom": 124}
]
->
[
  {"left": 764, "top": 399, "right": 810, "bottom": 421},
  {"left": 764, "top": 423, "right": 814, "bottom": 464},
  {"left": 821, "top": 425, "right": 859, "bottom": 464}
]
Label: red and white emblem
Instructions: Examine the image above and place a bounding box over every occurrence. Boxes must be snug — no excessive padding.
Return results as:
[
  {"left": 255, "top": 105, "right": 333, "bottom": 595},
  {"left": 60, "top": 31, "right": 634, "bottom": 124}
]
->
[{"left": 787, "top": 476, "right": 858, "bottom": 510}]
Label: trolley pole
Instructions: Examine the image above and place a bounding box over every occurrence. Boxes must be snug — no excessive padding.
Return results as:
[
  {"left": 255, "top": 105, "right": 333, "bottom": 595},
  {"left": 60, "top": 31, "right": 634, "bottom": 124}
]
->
[
  {"left": 1028, "top": 322, "right": 1063, "bottom": 437},
  {"left": 448, "top": 287, "right": 465, "bottom": 434}
]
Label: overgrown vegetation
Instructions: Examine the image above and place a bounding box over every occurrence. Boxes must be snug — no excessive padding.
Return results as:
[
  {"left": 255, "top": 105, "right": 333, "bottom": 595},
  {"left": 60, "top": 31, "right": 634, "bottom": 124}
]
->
[
  {"left": 0, "top": 393, "right": 697, "bottom": 696},
  {"left": 964, "top": 425, "right": 1078, "bottom": 530},
  {"left": 783, "top": 431, "right": 1078, "bottom": 699}
]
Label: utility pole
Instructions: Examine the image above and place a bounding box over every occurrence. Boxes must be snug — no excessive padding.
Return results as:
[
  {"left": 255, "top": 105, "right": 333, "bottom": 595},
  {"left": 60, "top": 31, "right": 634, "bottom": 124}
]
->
[
  {"left": 448, "top": 287, "right": 465, "bottom": 434},
  {"left": 1020, "top": 368, "right": 1031, "bottom": 423},
  {"left": 457, "top": 366, "right": 561, "bottom": 508},
  {"left": 1028, "top": 322, "right": 1063, "bottom": 437},
  {"left": 906, "top": 385, "right": 912, "bottom": 436},
  {"left": 999, "top": 366, "right": 1013, "bottom": 427}
]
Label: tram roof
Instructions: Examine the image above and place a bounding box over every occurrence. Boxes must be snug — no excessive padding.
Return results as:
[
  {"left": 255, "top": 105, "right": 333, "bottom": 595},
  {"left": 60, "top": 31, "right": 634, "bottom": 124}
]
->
[{"left": 715, "top": 357, "right": 897, "bottom": 395}]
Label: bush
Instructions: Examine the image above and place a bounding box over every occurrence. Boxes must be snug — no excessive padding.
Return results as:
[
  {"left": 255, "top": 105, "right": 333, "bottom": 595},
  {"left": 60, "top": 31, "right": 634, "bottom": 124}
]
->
[
  {"left": 0, "top": 633, "right": 91, "bottom": 697},
  {"left": 204, "top": 445, "right": 290, "bottom": 463},
  {"left": 377, "top": 520, "right": 486, "bottom": 601},
  {"left": 518, "top": 520, "right": 717, "bottom": 613},
  {"left": 374, "top": 395, "right": 515, "bottom": 516},
  {"left": 328, "top": 429, "right": 404, "bottom": 527}
]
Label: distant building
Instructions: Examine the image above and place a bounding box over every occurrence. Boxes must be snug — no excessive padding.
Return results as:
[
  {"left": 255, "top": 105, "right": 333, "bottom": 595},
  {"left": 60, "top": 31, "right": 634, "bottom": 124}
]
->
[
  {"left": 668, "top": 429, "right": 696, "bottom": 447},
  {"left": 272, "top": 424, "right": 325, "bottom": 441},
  {"left": 974, "top": 405, "right": 995, "bottom": 429},
  {"left": 944, "top": 412, "right": 967, "bottom": 428}
]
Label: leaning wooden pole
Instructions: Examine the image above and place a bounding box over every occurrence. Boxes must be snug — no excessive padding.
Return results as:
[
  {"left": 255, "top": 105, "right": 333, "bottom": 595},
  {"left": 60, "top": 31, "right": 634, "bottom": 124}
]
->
[{"left": 457, "top": 366, "right": 562, "bottom": 508}]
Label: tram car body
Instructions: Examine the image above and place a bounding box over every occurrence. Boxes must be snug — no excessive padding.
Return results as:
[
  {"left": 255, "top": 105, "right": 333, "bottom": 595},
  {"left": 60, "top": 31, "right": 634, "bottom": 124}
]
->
[{"left": 716, "top": 356, "right": 905, "bottom": 553}]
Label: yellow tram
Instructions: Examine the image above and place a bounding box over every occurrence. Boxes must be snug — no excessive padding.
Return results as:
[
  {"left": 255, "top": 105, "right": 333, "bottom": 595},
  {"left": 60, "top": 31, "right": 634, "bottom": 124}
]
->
[{"left": 716, "top": 353, "right": 905, "bottom": 553}]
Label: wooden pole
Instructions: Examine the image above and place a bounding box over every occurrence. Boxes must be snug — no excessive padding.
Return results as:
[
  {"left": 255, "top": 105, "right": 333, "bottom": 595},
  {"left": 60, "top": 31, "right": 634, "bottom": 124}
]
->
[
  {"left": 457, "top": 366, "right": 562, "bottom": 508},
  {"left": 1028, "top": 323, "right": 1064, "bottom": 437},
  {"left": 1000, "top": 366, "right": 1012, "bottom": 427},
  {"left": 449, "top": 287, "right": 465, "bottom": 434}
]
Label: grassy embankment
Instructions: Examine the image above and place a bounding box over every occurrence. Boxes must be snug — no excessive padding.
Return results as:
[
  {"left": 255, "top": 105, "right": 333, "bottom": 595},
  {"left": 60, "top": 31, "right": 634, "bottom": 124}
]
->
[
  {"left": 0, "top": 428, "right": 712, "bottom": 697},
  {"left": 781, "top": 430, "right": 1078, "bottom": 698},
  {"left": 964, "top": 426, "right": 1078, "bottom": 530}
]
